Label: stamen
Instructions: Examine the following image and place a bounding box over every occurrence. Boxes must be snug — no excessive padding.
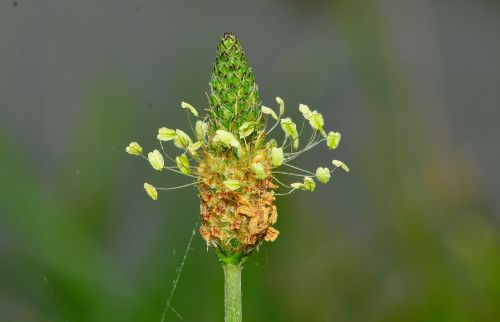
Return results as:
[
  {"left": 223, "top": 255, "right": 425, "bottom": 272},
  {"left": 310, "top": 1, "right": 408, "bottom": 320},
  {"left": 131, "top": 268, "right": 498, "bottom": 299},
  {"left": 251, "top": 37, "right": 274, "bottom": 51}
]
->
[
  {"left": 156, "top": 181, "right": 199, "bottom": 190},
  {"left": 275, "top": 188, "right": 297, "bottom": 196}
]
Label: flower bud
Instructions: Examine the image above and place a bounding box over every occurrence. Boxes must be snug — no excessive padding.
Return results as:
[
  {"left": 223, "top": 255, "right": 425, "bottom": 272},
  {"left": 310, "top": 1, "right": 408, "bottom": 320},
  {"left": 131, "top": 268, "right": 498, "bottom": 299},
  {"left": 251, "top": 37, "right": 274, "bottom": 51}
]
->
[
  {"left": 316, "top": 167, "right": 331, "bottom": 183},
  {"left": 181, "top": 101, "right": 198, "bottom": 116},
  {"left": 176, "top": 154, "right": 191, "bottom": 175},
  {"left": 143, "top": 183, "right": 158, "bottom": 200},
  {"left": 271, "top": 147, "right": 283, "bottom": 167},
  {"left": 148, "top": 150, "right": 164, "bottom": 171},
  {"left": 326, "top": 132, "right": 341, "bottom": 150},
  {"left": 125, "top": 142, "right": 142, "bottom": 155},
  {"left": 157, "top": 127, "right": 176, "bottom": 141}
]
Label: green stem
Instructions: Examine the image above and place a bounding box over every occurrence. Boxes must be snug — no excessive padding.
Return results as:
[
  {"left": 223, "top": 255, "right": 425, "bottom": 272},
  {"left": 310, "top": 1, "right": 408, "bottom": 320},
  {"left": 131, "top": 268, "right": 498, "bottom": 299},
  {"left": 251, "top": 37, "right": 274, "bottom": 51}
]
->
[{"left": 222, "top": 263, "right": 242, "bottom": 322}]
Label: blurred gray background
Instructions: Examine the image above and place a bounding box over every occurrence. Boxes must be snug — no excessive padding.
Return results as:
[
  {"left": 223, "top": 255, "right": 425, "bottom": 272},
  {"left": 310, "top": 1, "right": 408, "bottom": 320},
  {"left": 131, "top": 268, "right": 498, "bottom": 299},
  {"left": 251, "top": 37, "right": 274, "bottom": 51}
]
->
[{"left": 1, "top": 0, "right": 499, "bottom": 321}]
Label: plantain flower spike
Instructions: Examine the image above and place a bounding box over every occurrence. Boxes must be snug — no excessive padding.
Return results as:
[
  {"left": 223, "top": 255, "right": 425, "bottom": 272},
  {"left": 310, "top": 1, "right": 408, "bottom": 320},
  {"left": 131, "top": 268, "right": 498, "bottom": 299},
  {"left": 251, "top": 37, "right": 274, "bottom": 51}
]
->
[{"left": 125, "top": 32, "right": 349, "bottom": 265}]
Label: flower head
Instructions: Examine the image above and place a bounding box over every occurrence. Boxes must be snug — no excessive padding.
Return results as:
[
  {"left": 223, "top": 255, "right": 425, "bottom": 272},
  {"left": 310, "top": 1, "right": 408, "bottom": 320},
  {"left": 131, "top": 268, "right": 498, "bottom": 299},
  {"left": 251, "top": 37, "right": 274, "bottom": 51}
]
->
[{"left": 126, "top": 33, "right": 348, "bottom": 265}]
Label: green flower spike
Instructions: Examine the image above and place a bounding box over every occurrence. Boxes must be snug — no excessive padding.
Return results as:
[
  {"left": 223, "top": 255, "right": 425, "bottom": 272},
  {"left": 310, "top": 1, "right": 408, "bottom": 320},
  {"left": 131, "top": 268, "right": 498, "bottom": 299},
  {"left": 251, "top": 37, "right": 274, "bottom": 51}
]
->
[{"left": 125, "top": 32, "right": 349, "bottom": 322}]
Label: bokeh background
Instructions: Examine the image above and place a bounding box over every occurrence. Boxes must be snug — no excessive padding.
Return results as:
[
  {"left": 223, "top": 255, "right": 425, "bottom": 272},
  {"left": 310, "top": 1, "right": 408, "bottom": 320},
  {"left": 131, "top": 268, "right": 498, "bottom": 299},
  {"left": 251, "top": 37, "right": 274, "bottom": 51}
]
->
[{"left": 1, "top": 0, "right": 499, "bottom": 321}]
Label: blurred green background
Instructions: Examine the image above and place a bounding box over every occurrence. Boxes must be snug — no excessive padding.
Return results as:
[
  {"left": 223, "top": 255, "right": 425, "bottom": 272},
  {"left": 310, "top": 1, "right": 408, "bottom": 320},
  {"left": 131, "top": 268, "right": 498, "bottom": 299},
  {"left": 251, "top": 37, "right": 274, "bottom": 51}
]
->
[{"left": 1, "top": 0, "right": 499, "bottom": 321}]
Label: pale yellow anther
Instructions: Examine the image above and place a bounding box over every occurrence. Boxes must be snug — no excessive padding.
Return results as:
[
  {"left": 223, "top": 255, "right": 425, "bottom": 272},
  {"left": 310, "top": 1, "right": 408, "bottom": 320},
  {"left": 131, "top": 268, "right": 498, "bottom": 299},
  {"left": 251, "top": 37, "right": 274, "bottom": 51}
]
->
[
  {"left": 309, "top": 111, "right": 324, "bottom": 131},
  {"left": 148, "top": 150, "right": 164, "bottom": 171},
  {"left": 143, "top": 183, "right": 158, "bottom": 200},
  {"left": 261, "top": 105, "right": 278, "bottom": 120},
  {"left": 176, "top": 154, "right": 191, "bottom": 175},
  {"left": 291, "top": 177, "right": 315, "bottom": 191},
  {"left": 212, "top": 130, "right": 242, "bottom": 157},
  {"left": 316, "top": 167, "right": 331, "bottom": 184},
  {"left": 299, "top": 104, "right": 313, "bottom": 120},
  {"left": 303, "top": 176, "right": 316, "bottom": 191},
  {"left": 157, "top": 127, "right": 176, "bottom": 141},
  {"left": 195, "top": 120, "right": 208, "bottom": 141},
  {"left": 125, "top": 142, "right": 142, "bottom": 155},
  {"left": 280, "top": 118, "right": 299, "bottom": 149},
  {"left": 174, "top": 129, "right": 193, "bottom": 149},
  {"left": 276, "top": 97, "right": 285, "bottom": 115},
  {"left": 188, "top": 141, "right": 203, "bottom": 154},
  {"left": 181, "top": 101, "right": 198, "bottom": 117},
  {"left": 326, "top": 132, "right": 341, "bottom": 150},
  {"left": 271, "top": 147, "right": 283, "bottom": 167},
  {"left": 332, "top": 160, "right": 350, "bottom": 172}
]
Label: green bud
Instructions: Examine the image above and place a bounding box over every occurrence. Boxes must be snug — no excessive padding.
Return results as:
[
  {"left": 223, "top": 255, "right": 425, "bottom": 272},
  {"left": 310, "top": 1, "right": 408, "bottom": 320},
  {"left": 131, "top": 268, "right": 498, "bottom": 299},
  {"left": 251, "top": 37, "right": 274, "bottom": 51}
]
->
[
  {"left": 326, "top": 132, "right": 341, "bottom": 150},
  {"left": 238, "top": 121, "right": 256, "bottom": 138},
  {"left": 280, "top": 118, "right": 299, "bottom": 149},
  {"left": 212, "top": 129, "right": 242, "bottom": 157},
  {"left": 195, "top": 121, "right": 208, "bottom": 141},
  {"left": 291, "top": 182, "right": 304, "bottom": 189},
  {"left": 148, "top": 150, "right": 164, "bottom": 171},
  {"left": 125, "top": 142, "right": 142, "bottom": 155},
  {"left": 223, "top": 179, "right": 241, "bottom": 191},
  {"left": 332, "top": 160, "right": 350, "bottom": 172},
  {"left": 316, "top": 167, "right": 331, "bottom": 183},
  {"left": 252, "top": 162, "right": 267, "bottom": 179},
  {"left": 143, "top": 183, "right": 158, "bottom": 200},
  {"left": 181, "top": 101, "right": 199, "bottom": 117},
  {"left": 271, "top": 147, "right": 283, "bottom": 167},
  {"left": 261, "top": 105, "right": 278, "bottom": 120},
  {"left": 276, "top": 97, "right": 285, "bottom": 116},
  {"left": 157, "top": 127, "right": 176, "bottom": 141},
  {"left": 174, "top": 129, "right": 193, "bottom": 149},
  {"left": 208, "top": 33, "right": 262, "bottom": 137},
  {"left": 299, "top": 104, "right": 312, "bottom": 120},
  {"left": 176, "top": 154, "right": 191, "bottom": 175}
]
